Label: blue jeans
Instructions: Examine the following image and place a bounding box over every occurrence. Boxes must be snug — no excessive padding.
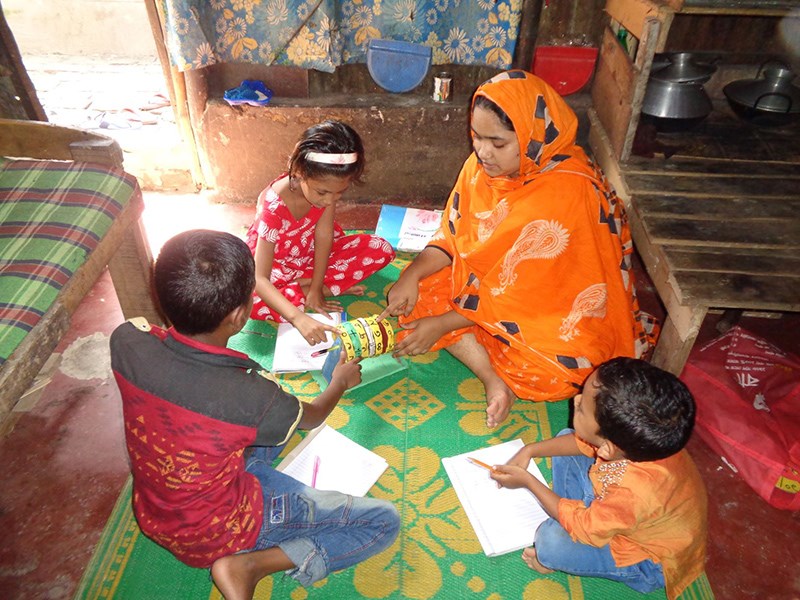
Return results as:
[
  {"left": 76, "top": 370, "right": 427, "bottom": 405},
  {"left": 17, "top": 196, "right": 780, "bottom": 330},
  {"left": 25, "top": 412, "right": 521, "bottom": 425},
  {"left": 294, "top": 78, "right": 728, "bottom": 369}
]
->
[
  {"left": 534, "top": 429, "right": 665, "bottom": 594},
  {"left": 244, "top": 445, "right": 400, "bottom": 586}
]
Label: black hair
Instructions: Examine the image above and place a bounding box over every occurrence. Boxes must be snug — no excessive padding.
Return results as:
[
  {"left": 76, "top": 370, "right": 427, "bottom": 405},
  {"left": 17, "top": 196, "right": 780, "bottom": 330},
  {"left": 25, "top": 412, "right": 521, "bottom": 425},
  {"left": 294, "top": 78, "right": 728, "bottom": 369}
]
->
[
  {"left": 593, "top": 357, "right": 696, "bottom": 462},
  {"left": 473, "top": 94, "right": 515, "bottom": 132},
  {"left": 288, "top": 119, "right": 366, "bottom": 183},
  {"left": 153, "top": 229, "right": 255, "bottom": 335}
]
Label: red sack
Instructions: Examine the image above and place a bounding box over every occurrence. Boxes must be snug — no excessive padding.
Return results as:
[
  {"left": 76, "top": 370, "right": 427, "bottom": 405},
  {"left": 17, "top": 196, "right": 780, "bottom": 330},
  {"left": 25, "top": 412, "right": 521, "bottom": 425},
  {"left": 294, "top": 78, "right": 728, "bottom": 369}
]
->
[{"left": 681, "top": 326, "right": 800, "bottom": 510}]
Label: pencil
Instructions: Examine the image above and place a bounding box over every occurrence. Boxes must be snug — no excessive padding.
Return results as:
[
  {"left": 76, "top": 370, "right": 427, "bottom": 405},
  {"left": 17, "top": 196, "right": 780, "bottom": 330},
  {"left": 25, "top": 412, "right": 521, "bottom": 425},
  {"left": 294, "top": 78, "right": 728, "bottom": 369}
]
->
[
  {"left": 311, "top": 455, "right": 321, "bottom": 488},
  {"left": 467, "top": 456, "right": 495, "bottom": 471}
]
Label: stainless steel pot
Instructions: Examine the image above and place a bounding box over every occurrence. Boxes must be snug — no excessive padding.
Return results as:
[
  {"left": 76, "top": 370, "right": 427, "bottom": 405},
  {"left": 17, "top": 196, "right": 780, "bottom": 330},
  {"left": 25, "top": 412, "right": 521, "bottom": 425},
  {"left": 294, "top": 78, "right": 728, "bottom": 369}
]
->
[{"left": 642, "top": 53, "right": 714, "bottom": 131}]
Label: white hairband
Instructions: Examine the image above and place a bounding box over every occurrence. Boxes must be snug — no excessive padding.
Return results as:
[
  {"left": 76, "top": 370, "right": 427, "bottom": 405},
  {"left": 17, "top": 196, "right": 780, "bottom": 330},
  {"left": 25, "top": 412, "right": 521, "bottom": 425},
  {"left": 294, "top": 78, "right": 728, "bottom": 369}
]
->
[{"left": 306, "top": 152, "right": 359, "bottom": 165}]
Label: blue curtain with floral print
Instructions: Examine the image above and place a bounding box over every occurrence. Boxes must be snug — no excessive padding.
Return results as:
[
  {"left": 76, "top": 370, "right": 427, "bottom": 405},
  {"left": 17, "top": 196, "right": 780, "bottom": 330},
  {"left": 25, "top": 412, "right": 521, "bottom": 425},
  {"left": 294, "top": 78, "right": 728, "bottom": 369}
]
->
[{"left": 160, "top": 0, "right": 523, "bottom": 73}]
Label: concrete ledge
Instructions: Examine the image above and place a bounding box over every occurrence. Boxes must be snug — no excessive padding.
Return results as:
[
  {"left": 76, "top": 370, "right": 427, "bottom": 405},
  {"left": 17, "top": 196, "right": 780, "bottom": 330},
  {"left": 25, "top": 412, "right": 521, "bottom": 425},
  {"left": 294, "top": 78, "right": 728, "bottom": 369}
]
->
[{"left": 196, "top": 98, "right": 473, "bottom": 208}]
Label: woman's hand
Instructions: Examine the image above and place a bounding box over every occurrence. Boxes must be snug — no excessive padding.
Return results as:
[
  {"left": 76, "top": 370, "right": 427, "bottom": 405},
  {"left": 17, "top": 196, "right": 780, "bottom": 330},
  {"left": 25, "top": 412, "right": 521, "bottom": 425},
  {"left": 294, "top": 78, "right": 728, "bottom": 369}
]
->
[
  {"left": 292, "top": 312, "right": 339, "bottom": 347},
  {"left": 305, "top": 287, "right": 342, "bottom": 320},
  {"left": 378, "top": 276, "right": 420, "bottom": 321},
  {"left": 392, "top": 315, "right": 446, "bottom": 357},
  {"left": 490, "top": 464, "right": 534, "bottom": 490}
]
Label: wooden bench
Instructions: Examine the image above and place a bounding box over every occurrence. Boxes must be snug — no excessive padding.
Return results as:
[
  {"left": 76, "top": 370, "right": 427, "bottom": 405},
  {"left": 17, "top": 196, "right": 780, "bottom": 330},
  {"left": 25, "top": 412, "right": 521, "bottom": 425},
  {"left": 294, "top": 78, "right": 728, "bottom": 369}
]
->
[
  {"left": 0, "top": 119, "right": 162, "bottom": 426},
  {"left": 589, "top": 109, "right": 800, "bottom": 374}
]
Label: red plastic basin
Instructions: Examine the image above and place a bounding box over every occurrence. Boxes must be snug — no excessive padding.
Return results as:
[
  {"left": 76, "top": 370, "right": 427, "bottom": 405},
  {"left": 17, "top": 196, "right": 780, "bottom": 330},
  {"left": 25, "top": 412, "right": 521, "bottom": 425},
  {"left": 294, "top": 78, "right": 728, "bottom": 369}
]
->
[{"left": 532, "top": 46, "right": 599, "bottom": 96}]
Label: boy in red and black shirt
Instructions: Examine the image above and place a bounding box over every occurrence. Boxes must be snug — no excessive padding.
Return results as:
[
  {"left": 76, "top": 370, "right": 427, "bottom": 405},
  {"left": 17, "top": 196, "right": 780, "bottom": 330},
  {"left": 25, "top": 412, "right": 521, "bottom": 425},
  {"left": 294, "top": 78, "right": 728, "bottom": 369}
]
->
[{"left": 110, "top": 229, "right": 399, "bottom": 600}]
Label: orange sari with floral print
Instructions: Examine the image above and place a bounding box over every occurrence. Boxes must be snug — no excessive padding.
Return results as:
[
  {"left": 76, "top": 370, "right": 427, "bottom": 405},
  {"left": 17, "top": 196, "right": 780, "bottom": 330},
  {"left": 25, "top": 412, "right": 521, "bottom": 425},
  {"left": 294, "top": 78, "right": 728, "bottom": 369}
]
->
[{"left": 399, "top": 71, "right": 658, "bottom": 401}]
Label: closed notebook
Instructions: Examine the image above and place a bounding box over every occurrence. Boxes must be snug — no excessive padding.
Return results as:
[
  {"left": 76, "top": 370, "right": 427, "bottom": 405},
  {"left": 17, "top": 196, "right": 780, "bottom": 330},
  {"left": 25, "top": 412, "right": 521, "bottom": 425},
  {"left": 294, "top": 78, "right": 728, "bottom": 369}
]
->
[{"left": 442, "top": 439, "right": 550, "bottom": 557}]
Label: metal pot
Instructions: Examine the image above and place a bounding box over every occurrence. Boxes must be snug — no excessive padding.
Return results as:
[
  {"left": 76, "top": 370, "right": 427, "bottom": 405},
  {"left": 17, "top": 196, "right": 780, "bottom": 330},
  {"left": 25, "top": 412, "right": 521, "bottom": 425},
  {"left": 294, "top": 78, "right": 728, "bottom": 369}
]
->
[
  {"left": 723, "top": 64, "right": 800, "bottom": 127},
  {"left": 642, "top": 53, "right": 714, "bottom": 131},
  {"left": 642, "top": 78, "right": 712, "bottom": 130}
]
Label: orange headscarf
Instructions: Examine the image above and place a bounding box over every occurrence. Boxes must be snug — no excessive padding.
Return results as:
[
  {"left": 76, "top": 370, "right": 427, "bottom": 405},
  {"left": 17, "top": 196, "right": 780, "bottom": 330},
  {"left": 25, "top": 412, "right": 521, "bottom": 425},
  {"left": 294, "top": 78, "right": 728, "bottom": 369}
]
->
[{"left": 402, "top": 70, "right": 657, "bottom": 401}]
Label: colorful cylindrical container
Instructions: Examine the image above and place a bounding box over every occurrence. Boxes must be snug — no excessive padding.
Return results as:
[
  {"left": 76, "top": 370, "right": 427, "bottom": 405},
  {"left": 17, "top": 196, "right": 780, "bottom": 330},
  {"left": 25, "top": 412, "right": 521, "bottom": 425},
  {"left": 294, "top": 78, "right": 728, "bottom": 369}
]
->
[
  {"left": 336, "top": 315, "right": 395, "bottom": 361},
  {"left": 433, "top": 72, "right": 452, "bottom": 103}
]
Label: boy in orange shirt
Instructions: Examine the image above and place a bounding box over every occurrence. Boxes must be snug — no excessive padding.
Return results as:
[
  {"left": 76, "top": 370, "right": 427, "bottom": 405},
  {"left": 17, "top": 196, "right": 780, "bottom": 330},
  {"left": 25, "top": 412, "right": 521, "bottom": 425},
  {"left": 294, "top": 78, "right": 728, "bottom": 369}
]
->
[{"left": 491, "top": 357, "right": 711, "bottom": 600}]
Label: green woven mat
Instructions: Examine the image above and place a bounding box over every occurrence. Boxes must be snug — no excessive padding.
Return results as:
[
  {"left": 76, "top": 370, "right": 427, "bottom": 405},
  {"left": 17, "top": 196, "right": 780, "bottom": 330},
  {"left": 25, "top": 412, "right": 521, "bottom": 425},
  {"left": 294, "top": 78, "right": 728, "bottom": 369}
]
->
[{"left": 75, "top": 254, "right": 667, "bottom": 600}]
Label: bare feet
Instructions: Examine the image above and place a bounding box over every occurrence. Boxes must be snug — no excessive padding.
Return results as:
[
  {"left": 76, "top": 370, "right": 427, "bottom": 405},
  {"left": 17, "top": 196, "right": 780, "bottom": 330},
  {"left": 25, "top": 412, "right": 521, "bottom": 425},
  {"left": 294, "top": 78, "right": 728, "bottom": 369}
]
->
[
  {"left": 522, "top": 547, "right": 554, "bottom": 574},
  {"left": 211, "top": 548, "right": 294, "bottom": 600},
  {"left": 339, "top": 284, "right": 366, "bottom": 297},
  {"left": 485, "top": 378, "right": 515, "bottom": 428},
  {"left": 298, "top": 280, "right": 366, "bottom": 297}
]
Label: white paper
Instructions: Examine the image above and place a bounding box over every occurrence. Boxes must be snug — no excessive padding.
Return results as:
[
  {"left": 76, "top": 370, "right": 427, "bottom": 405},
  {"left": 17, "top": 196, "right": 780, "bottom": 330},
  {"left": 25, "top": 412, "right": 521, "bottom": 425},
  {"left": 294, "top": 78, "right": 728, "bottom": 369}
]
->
[
  {"left": 271, "top": 312, "right": 343, "bottom": 373},
  {"left": 442, "top": 439, "right": 550, "bottom": 557},
  {"left": 276, "top": 424, "right": 389, "bottom": 497}
]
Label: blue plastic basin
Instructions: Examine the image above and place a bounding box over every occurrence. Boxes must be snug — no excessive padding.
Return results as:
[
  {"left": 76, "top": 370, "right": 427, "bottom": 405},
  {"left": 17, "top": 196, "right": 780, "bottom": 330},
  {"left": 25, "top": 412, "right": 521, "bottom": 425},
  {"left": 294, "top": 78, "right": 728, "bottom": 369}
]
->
[{"left": 367, "top": 39, "right": 432, "bottom": 93}]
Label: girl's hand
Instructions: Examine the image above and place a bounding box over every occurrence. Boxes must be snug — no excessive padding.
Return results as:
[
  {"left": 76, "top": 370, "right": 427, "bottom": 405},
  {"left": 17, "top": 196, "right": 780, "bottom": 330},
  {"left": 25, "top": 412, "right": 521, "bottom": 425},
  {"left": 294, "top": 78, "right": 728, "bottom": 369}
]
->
[
  {"left": 392, "top": 315, "right": 445, "bottom": 357},
  {"left": 490, "top": 464, "right": 534, "bottom": 490},
  {"left": 293, "top": 313, "right": 340, "bottom": 347},
  {"left": 330, "top": 353, "right": 362, "bottom": 390},
  {"left": 305, "top": 288, "right": 342, "bottom": 319}
]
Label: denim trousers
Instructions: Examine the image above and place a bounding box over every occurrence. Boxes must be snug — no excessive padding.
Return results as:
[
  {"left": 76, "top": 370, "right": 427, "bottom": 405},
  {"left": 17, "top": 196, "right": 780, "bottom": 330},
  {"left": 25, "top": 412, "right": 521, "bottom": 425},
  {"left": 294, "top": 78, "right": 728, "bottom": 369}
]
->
[
  {"left": 534, "top": 429, "right": 665, "bottom": 594},
  {"left": 245, "top": 445, "right": 400, "bottom": 586}
]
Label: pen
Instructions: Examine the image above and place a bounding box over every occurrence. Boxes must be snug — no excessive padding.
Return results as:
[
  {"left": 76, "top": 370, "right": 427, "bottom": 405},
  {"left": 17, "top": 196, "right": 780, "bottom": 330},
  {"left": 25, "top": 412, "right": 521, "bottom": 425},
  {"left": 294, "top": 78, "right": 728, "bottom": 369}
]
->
[
  {"left": 467, "top": 457, "right": 495, "bottom": 471},
  {"left": 311, "top": 455, "right": 321, "bottom": 488},
  {"left": 311, "top": 340, "right": 341, "bottom": 358}
]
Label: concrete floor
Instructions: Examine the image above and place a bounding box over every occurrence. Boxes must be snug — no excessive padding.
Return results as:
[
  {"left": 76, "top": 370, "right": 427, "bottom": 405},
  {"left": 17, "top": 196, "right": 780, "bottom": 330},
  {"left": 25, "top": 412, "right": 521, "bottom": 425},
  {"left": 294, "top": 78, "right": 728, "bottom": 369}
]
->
[{"left": 1, "top": 56, "right": 800, "bottom": 600}]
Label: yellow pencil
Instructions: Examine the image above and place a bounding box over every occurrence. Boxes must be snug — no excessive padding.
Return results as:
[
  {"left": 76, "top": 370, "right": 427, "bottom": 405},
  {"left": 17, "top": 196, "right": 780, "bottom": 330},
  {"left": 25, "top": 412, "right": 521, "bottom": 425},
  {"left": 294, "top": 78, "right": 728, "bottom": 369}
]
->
[{"left": 467, "top": 457, "right": 495, "bottom": 471}]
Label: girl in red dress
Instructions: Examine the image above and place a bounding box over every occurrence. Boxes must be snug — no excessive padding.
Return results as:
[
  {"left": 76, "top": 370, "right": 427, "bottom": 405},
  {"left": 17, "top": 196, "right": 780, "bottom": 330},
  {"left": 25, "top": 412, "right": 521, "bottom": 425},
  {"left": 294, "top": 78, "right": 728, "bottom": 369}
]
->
[{"left": 245, "top": 120, "right": 395, "bottom": 346}]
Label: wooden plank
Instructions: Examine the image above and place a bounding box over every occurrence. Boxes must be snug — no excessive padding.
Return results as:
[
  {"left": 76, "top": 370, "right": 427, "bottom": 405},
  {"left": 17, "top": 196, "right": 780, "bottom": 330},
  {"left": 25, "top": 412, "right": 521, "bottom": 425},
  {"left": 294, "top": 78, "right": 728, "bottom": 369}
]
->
[
  {"left": 670, "top": 270, "right": 800, "bottom": 311},
  {"left": 0, "top": 119, "right": 120, "bottom": 165},
  {"left": 588, "top": 111, "right": 705, "bottom": 338},
  {"left": 645, "top": 217, "right": 799, "bottom": 248},
  {"left": 622, "top": 17, "right": 662, "bottom": 160},
  {"left": 650, "top": 123, "right": 800, "bottom": 163},
  {"left": 592, "top": 27, "right": 635, "bottom": 160},
  {"left": 635, "top": 194, "right": 800, "bottom": 220},
  {"left": 623, "top": 156, "right": 800, "bottom": 177},
  {"left": 108, "top": 206, "right": 164, "bottom": 326},
  {"left": 680, "top": 0, "right": 800, "bottom": 16},
  {"left": 652, "top": 304, "right": 707, "bottom": 375},
  {"left": 604, "top": 0, "right": 673, "bottom": 41},
  {"left": 626, "top": 173, "right": 800, "bottom": 197},
  {"left": 0, "top": 303, "right": 70, "bottom": 420},
  {"left": 666, "top": 247, "right": 800, "bottom": 276}
]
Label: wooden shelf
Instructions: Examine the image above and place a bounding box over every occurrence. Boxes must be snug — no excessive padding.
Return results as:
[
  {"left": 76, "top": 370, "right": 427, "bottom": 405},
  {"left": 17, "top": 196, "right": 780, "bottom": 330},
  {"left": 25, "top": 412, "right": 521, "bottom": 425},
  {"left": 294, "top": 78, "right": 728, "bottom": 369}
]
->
[{"left": 681, "top": 0, "right": 800, "bottom": 16}]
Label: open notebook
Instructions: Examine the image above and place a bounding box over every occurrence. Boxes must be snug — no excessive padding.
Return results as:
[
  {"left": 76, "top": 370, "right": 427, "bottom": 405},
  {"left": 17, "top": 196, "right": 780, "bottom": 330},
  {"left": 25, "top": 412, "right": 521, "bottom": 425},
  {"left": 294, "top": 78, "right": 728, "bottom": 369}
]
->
[
  {"left": 276, "top": 424, "right": 389, "bottom": 497},
  {"left": 272, "top": 312, "right": 344, "bottom": 373},
  {"left": 442, "top": 439, "right": 550, "bottom": 557}
]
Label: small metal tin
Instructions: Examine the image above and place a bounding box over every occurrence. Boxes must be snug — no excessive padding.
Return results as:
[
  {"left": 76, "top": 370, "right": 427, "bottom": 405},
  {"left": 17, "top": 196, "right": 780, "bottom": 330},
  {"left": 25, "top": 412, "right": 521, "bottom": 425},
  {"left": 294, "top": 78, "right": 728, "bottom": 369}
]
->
[{"left": 433, "top": 72, "right": 452, "bottom": 103}]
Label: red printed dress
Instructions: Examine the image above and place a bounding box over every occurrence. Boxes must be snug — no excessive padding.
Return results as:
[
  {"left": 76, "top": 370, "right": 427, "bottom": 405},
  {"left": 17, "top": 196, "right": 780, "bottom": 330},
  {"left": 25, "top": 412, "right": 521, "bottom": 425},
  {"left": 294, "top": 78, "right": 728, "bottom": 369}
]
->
[{"left": 245, "top": 182, "right": 395, "bottom": 321}]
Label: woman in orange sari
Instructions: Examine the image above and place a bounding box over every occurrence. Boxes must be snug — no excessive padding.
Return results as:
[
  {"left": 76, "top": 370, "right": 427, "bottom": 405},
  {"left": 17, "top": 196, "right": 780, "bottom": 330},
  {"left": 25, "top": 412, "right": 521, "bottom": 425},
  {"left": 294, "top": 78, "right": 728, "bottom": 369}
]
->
[{"left": 380, "top": 70, "right": 657, "bottom": 428}]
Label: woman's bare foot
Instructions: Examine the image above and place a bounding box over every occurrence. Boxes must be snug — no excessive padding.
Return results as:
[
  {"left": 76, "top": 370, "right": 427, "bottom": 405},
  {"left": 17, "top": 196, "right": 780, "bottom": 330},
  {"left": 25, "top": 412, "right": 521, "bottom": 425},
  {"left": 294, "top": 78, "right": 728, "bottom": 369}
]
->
[
  {"left": 485, "top": 378, "right": 515, "bottom": 428},
  {"left": 211, "top": 548, "right": 294, "bottom": 600},
  {"left": 522, "top": 547, "right": 554, "bottom": 574}
]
